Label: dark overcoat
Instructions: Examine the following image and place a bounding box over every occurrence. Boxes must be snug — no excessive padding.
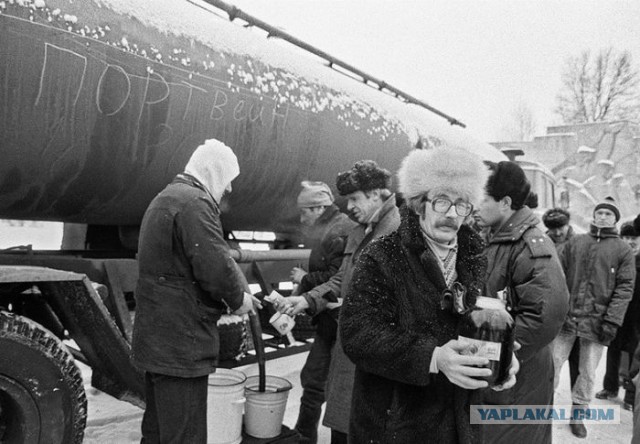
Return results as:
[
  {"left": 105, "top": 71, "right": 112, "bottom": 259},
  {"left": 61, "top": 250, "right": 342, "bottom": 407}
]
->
[
  {"left": 132, "top": 174, "right": 244, "bottom": 378},
  {"left": 340, "top": 206, "right": 486, "bottom": 444},
  {"left": 300, "top": 204, "right": 355, "bottom": 293},
  {"left": 611, "top": 255, "right": 640, "bottom": 354},
  {"left": 481, "top": 207, "right": 569, "bottom": 444},
  {"left": 322, "top": 195, "right": 401, "bottom": 433},
  {"left": 560, "top": 224, "right": 635, "bottom": 345}
]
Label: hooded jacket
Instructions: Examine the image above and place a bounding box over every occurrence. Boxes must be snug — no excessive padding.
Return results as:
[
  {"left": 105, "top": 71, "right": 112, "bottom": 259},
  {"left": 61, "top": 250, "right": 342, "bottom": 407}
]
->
[
  {"left": 340, "top": 206, "right": 486, "bottom": 443},
  {"left": 481, "top": 206, "right": 569, "bottom": 444},
  {"left": 560, "top": 223, "right": 635, "bottom": 344},
  {"left": 132, "top": 141, "right": 245, "bottom": 378}
]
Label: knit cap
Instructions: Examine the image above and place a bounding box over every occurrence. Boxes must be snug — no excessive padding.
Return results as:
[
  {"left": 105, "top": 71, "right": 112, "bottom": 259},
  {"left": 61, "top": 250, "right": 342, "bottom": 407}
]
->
[
  {"left": 297, "top": 181, "right": 334, "bottom": 208},
  {"left": 594, "top": 196, "right": 620, "bottom": 222}
]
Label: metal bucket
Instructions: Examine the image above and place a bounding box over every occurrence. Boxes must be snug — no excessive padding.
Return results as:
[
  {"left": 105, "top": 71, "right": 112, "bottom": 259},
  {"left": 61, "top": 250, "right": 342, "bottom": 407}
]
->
[
  {"left": 243, "top": 375, "right": 293, "bottom": 439},
  {"left": 207, "top": 368, "right": 247, "bottom": 444}
]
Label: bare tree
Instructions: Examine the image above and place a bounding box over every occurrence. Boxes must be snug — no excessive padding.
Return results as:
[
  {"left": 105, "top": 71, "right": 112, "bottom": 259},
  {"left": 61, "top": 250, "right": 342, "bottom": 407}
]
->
[
  {"left": 555, "top": 47, "right": 639, "bottom": 123},
  {"left": 498, "top": 100, "right": 537, "bottom": 141}
]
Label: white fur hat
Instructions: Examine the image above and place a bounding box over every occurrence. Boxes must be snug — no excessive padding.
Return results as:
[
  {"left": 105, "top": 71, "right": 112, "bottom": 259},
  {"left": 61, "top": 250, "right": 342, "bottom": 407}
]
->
[{"left": 397, "top": 147, "right": 489, "bottom": 205}]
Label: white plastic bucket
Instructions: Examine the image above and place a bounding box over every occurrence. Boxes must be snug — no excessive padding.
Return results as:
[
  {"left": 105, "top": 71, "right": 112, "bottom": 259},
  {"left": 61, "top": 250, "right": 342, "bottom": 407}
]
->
[
  {"left": 207, "top": 368, "right": 247, "bottom": 444},
  {"left": 243, "top": 375, "right": 293, "bottom": 439}
]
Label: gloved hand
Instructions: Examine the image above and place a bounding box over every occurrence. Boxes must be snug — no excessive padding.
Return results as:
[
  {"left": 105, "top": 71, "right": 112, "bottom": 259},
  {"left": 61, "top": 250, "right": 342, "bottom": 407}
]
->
[{"left": 599, "top": 321, "right": 618, "bottom": 344}]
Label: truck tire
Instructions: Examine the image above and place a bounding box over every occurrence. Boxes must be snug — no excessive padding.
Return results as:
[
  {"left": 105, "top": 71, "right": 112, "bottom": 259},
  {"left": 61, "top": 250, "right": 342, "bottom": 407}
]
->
[{"left": 0, "top": 311, "right": 87, "bottom": 444}]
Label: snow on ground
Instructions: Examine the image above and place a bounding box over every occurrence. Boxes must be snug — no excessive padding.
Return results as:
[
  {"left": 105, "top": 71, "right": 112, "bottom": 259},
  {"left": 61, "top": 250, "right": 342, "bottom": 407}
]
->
[
  {"left": 79, "top": 352, "right": 329, "bottom": 443},
  {"left": 80, "top": 348, "right": 632, "bottom": 443},
  {"left": 0, "top": 220, "right": 63, "bottom": 250}
]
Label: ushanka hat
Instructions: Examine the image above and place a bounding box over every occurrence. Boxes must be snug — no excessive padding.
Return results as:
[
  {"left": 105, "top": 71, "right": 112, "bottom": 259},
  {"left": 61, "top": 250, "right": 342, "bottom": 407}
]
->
[
  {"left": 542, "top": 208, "right": 570, "bottom": 229},
  {"left": 397, "top": 147, "right": 488, "bottom": 205},
  {"left": 594, "top": 196, "right": 620, "bottom": 222},
  {"left": 336, "top": 160, "right": 392, "bottom": 195},
  {"left": 620, "top": 222, "right": 637, "bottom": 237}
]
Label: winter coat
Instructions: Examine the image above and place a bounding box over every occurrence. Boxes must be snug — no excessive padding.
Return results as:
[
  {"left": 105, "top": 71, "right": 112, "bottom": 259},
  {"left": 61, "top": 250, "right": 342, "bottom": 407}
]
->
[
  {"left": 300, "top": 204, "right": 355, "bottom": 338},
  {"left": 340, "top": 205, "right": 486, "bottom": 444},
  {"left": 481, "top": 206, "right": 569, "bottom": 444},
  {"left": 560, "top": 224, "right": 635, "bottom": 345},
  {"left": 546, "top": 224, "right": 575, "bottom": 257},
  {"left": 610, "top": 254, "right": 640, "bottom": 354},
  {"left": 132, "top": 174, "right": 244, "bottom": 378},
  {"left": 321, "top": 195, "right": 400, "bottom": 434},
  {"left": 299, "top": 205, "right": 355, "bottom": 293}
]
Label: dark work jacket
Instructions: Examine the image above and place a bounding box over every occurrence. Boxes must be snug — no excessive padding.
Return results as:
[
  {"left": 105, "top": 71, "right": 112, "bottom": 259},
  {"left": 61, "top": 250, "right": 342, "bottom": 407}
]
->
[
  {"left": 321, "top": 195, "right": 401, "bottom": 433},
  {"left": 299, "top": 205, "right": 355, "bottom": 293},
  {"left": 299, "top": 205, "right": 355, "bottom": 338},
  {"left": 340, "top": 205, "right": 486, "bottom": 444},
  {"left": 481, "top": 207, "right": 569, "bottom": 444},
  {"left": 560, "top": 224, "right": 635, "bottom": 344},
  {"left": 131, "top": 174, "right": 244, "bottom": 378},
  {"left": 610, "top": 254, "right": 640, "bottom": 354}
]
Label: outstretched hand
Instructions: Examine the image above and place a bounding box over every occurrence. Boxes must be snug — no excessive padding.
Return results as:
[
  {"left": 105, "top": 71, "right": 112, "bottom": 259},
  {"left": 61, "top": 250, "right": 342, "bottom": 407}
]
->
[
  {"left": 277, "top": 296, "right": 310, "bottom": 316},
  {"left": 233, "top": 292, "right": 262, "bottom": 316},
  {"left": 290, "top": 267, "right": 308, "bottom": 284}
]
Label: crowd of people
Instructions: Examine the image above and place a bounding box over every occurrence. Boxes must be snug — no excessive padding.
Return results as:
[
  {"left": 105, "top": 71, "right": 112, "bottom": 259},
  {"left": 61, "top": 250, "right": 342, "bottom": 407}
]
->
[{"left": 131, "top": 137, "right": 640, "bottom": 443}]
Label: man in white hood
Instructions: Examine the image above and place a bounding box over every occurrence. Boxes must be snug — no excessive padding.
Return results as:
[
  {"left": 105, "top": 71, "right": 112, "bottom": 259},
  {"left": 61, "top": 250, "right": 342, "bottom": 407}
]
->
[{"left": 132, "top": 139, "right": 255, "bottom": 443}]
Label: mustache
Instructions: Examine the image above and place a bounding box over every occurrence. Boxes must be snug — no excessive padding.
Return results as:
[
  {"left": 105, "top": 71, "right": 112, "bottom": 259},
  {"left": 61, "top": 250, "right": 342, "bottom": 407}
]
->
[{"left": 436, "top": 220, "right": 459, "bottom": 229}]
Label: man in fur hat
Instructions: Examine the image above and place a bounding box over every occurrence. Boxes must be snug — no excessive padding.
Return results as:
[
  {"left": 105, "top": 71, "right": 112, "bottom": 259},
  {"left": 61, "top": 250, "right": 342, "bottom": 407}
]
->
[
  {"left": 339, "top": 147, "right": 517, "bottom": 444},
  {"left": 474, "top": 161, "right": 569, "bottom": 444},
  {"left": 543, "top": 207, "right": 581, "bottom": 389},
  {"left": 132, "top": 139, "right": 257, "bottom": 443},
  {"left": 553, "top": 196, "right": 635, "bottom": 438},
  {"left": 279, "top": 160, "right": 400, "bottom": 443},
  {"left": 543, "top": 207, "right": 574, "bottom": 248},
  {"left": 289, "top": 180, "right": 355, "bottom": 444}
]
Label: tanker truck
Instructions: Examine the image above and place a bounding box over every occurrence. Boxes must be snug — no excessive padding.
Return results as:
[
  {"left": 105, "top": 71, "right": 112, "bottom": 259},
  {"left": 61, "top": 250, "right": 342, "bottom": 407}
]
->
[{"left": 0, "top": 0, "right": 507, "bottom": 441}]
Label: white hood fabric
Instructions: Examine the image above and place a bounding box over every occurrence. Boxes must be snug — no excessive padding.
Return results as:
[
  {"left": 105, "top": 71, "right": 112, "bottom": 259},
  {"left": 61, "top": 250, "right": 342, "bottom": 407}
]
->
[{"left": 184, "top": 139, "right": 239, "bottom": 202}]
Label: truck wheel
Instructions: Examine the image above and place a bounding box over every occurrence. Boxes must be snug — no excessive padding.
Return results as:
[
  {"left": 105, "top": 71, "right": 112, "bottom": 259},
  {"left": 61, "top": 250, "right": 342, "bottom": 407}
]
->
[{"left": 0, "top": 311, "right": 87, "bottom": 443}]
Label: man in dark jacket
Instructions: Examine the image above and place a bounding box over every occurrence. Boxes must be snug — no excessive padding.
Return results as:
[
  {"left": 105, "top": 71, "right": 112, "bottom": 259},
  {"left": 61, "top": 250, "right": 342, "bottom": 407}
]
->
[
  {"left": 280, "top": 160, "right": 400, "bottom": 444},
  {"left": 543, "top": 207, "right": 581, "bottom": 388},
  {"left": 289, "top": 180, "right": 355, "bottom": 444},
  {"left": 595, "top": 219, "right": 640, "bottom": 411},
  {"left": 554, "top": 196, "right": 635, "bottom": 438},
  {"left": 475, "top": 161, "right": 569, "bottom": 444},
  {"left": 340, "top": 147, "right": 518, "bottom": 444},
  {"left": 131, "top": 139, "right": 256, "bottom": 443}
]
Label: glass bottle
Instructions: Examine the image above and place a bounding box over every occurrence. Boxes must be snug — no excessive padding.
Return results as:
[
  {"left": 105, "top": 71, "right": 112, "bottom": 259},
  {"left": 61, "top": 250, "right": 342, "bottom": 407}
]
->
[{"left": 457, "top": 296, "right": 515, "bottom": 387}]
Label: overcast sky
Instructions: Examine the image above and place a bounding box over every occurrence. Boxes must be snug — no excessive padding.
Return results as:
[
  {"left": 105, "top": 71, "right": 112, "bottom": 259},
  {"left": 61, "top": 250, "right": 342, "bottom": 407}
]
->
[{"left": 227, "top": 0, "right": 640, "bottom": 143}]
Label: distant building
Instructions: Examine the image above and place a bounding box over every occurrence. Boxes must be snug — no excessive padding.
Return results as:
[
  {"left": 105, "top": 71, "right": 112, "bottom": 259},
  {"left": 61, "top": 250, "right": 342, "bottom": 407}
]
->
[{"left": 492, "top": 121, "right": 640, "bottom": 228}]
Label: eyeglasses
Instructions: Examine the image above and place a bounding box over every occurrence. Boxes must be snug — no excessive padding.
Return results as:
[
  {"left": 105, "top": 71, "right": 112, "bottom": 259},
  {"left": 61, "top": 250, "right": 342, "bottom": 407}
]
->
[{"left": 425, "top": 197, "right": 474, "bottom": 217}]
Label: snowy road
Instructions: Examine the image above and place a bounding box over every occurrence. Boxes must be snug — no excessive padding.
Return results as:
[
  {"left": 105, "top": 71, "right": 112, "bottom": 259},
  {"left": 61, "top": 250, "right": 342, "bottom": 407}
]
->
[{"left": 81, "top": 348, "right": 633, "bottom": 443}]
